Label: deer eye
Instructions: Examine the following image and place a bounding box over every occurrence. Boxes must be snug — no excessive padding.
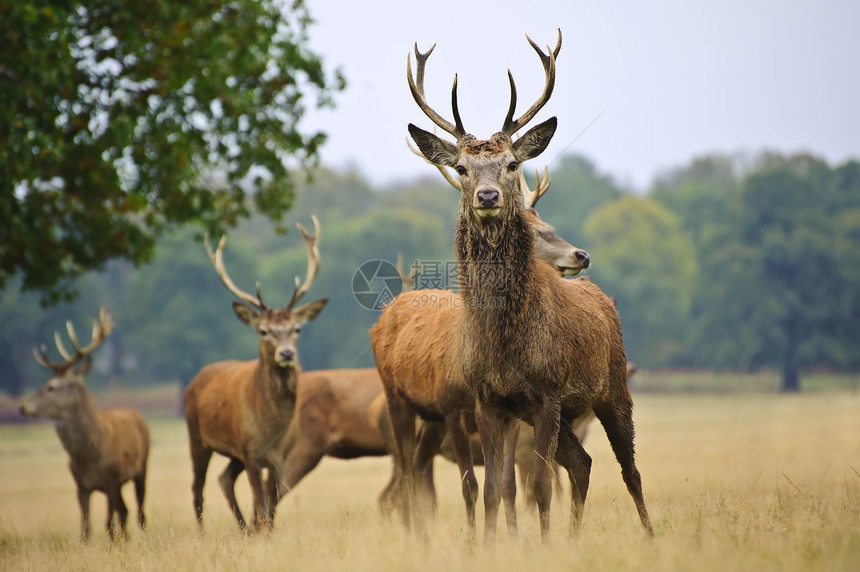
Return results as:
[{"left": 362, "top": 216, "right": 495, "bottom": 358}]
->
[
  {"left": 46, "top": 385, "right": 55, "bottom": 392},
  {"left": 294, "top": 327, "right": 301, "bottom": 334},
  {"left": 507, "top": 161, "right": 518, "bottom": 172},
  {"left": 259, "top": 329, "right": 268, "bottom": 337},
  {"left": 455, "top": 165, "right": 467, "bottom": 176}
]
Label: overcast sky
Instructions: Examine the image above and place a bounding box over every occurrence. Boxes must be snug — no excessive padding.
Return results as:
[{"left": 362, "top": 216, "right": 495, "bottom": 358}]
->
[{"left": 301, "top": 0, "right": 860, "bottom": 191}]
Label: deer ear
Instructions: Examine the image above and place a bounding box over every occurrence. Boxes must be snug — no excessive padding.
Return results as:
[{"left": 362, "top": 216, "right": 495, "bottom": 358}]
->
[
  {"left": 512, "top": 117, "right": 557, "bottom": 162},
  {"left": 408, "top": 124, "right": 458, "bottom": 167},
  {"left": 232, "top": 301, "right": 261, "bottom": 328},
  {"left": 73, "top": 356, "right": 92, "bottom": 376},
  {"left": 292, "top": 298, "right": 328, "bottom": 326}
]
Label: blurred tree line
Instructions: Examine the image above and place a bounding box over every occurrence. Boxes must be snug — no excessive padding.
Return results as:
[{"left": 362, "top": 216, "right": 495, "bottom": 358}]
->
[{"left": 2, "top": 152, "right": 859, "bottom": 396}]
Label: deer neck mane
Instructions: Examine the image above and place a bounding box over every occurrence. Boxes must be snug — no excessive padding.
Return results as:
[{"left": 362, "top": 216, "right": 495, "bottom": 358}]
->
[
  {"left": 257, "top": 359, "right": 299, "bottom": 402},
  {"left": 54, "top": 387, "right": 101, "bottom": 461},
  {"left": 455, "top": 203, "right": 535, "bottom": 333}
]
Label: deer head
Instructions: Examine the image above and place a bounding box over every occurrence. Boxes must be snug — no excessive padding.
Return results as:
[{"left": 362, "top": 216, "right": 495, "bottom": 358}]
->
[
  {"left": 205, "top": 216, "right": 327, "bottom": 369},
  {"left": 20, "top": 308, "right": 113, "bottom": 419},
  {"left": 407, "top": 128, "right": 589, "bottom": 276},
  {"left": 407, "top": 31, "right": 561, "bottom": 223}
]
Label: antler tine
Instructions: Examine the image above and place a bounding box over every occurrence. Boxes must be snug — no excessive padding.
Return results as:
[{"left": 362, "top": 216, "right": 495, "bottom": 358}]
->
[
  {"left": 32, "top": 308, "right": 113, "bottom": 373},
  {"left": 535, "top": 165, "right": 551, "bottom": 202},
  {"left": 395, "top": 252, "right": 419, "bottom": 293},
  {"left": 501, "top": 29, "right": 562, "bottom": 136},
  {"left": 406, "top": 137, "right": 462, "bottom": 191},
  {"left": 65, "top": 307, "right": 113, "bottom": 358},
  {"left": 519, "top": 166, "right": 552, "bottom": 209},
  {"left": 32, "top": 345, "right": 67, "bottom": 372},
  {"left": 286, "top": 215, "right": 321, "bottom": 310},
  {"left": 407, "top": 43, "right": 466, "bottom": 139},
  {"left": 204, "top": 234, "right": 265, "bottom": 309}
]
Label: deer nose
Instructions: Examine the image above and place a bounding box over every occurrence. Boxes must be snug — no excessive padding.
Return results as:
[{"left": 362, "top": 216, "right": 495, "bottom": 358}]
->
[
  {"left": 476, "top": 189, "right": 500, "bottom": 208},
  {"left": 575, "top": 250, "right": 590, "bottom": 268},
  {"left": 279, "top": 349, "right": 295, "bottom": 362}
]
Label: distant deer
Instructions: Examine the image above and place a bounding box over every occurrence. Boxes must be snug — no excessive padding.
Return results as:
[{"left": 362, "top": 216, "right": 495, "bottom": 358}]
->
[
  {"left": 183, "top": 217, "right": 327, "bottom": 532},
  {"left": 406, "top": 30, "right": 654, "bottom": 541},
  {"left": 19, "top": 309, "right": 150, "bottom": 542}
]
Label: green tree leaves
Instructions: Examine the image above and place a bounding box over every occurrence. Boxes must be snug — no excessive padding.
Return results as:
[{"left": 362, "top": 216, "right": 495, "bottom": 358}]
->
[{"left": 1, "top": 0, "right": 344, "bottom": 304}]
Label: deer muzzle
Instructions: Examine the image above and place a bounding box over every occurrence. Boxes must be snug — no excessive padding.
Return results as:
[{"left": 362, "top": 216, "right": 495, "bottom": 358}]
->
[
  {"left": 275, "top": 348, "right": 296, "bottom": 367},
  {"left": 474, "top": 188, "right": 502, "bottom": 218}
]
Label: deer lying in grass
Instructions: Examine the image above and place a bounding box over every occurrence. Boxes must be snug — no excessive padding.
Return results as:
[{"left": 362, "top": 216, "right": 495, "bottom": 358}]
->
[
  {"left": 370, "top": 164, "right": 592, "bottom": 534},
  {"left": 19, "top": 309, "right": 150, "bottom": 542},
  {"left": 406, "top": 30, "right": 654, "bottom": 541},
  {"left": 183, "top": 218, "right": 327, "bottom": 532}
]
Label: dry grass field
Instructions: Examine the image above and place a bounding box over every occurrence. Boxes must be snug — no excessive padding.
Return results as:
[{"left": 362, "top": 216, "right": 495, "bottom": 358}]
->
[{"left": 1, "top": 390, "right": 858, "bottom": 571}]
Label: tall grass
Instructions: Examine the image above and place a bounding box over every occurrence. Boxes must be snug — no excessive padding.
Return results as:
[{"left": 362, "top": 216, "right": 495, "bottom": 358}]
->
[{"left": 1, "top": 391, "right": 858, "bottom": 571}]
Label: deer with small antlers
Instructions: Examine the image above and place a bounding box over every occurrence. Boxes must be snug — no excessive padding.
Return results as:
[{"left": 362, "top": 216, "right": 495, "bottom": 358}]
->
[
  {"left": 182, "top": 217, "right": 327, "bottom": 532},
  {"left": 405, "top": 30, "right": 654, "bottom": 541},
  {"left": 19, "top": 309, "right": 150, "bottom": 542}
]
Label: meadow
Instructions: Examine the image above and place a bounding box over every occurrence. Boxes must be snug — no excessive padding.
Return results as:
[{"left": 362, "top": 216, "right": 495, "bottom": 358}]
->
[{"left": 1, "top": 386, "right": 858, "bottom": 571}]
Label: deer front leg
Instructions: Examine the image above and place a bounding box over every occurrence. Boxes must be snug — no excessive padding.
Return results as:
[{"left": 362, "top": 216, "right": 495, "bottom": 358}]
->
[
  {"left": 502, "top": 421, "right": 520, "bottom": 534},
  {"left": 106, "top": 484, "right": 129, "bottom": 541},
  {"left": 475, "top": 400, "right": 513, "bottom": 545},
  {"left": 245, "top": 462, "right": 271, "bottom": 532},
  {"left": 76, "top": 485, "right": 91, "bottom": 543}
]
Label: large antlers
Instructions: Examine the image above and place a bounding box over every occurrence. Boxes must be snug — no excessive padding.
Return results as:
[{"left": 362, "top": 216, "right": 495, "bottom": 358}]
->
[
  {"left": 205, "top": 215, "right": 321, "bottom": 312},
  {"left": 33, "top": 307, "right": 114, "bottom": 372},
  {"left": 501, "top": 29, "right": 562, "bottom": 137},
  {"left": 205, "top": 234, "right": 268, "bottom": 310},
  {"left": 285, "top": 215, "right": 321, "bottom": 310},
  {"left": 407, "top": 44, "right": 466, "bottom": 139}
]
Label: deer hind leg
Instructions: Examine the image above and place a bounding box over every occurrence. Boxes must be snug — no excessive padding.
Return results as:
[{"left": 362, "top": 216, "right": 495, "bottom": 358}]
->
[
  {"left": 444, "top": 413, "right": 479, "bottom": 539},
  {"left": 218, "top": 457, "right": 248, "bottom": 531},
  {"left": 593, "top": 398, "right": 654, "bottom": 537},
  {"left": 532, "top": 396, "right": 562, "bottom": 543},
  {"left": 134, "top": 467, "right": 147, "bottom": 531},
  {"left": 378, "top": 459, "right": 401, "bottom": 518},
  {"left": 76, "top": 485, "right": 91, "bottom": 543},
  {"left": 413, "top": 421, "right": 445, "bottom": 519},
  {"left": 189, "top": 443, "right": 212, "bottom": 530},
  {"left": 475, "top": 400, "right": 514, "bottom": 545},
  {"left": 385, "top": 394, "right": 418, "bottom": 530},
  {"left": 554, "top": 420, "right": 592, "bottom": 538}
]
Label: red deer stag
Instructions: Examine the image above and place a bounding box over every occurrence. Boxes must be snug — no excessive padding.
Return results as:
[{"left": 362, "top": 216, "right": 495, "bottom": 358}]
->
[
  {"left": 19, "top": 309, "right": 150, "bottom": 542},
  {"left": 370, "top": 170, "right": 592, "bottom": 535},
  {"left": 183, "top": 217, "right": 327, "bottom": 532},
  {"left": 406, "top": 30, "right": 654, "bottom": 541}
]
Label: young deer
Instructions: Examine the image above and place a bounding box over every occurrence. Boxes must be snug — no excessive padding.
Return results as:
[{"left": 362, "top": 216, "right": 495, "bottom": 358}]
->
[
  {"left": 406, "top": 30, "right": 654, "bottom": 541},
  {"left": 19, "top": 309, "right": 150, "bottom": 542},
  {"left": 183, "top": 217, "right": 327, "bottom": 532}
]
